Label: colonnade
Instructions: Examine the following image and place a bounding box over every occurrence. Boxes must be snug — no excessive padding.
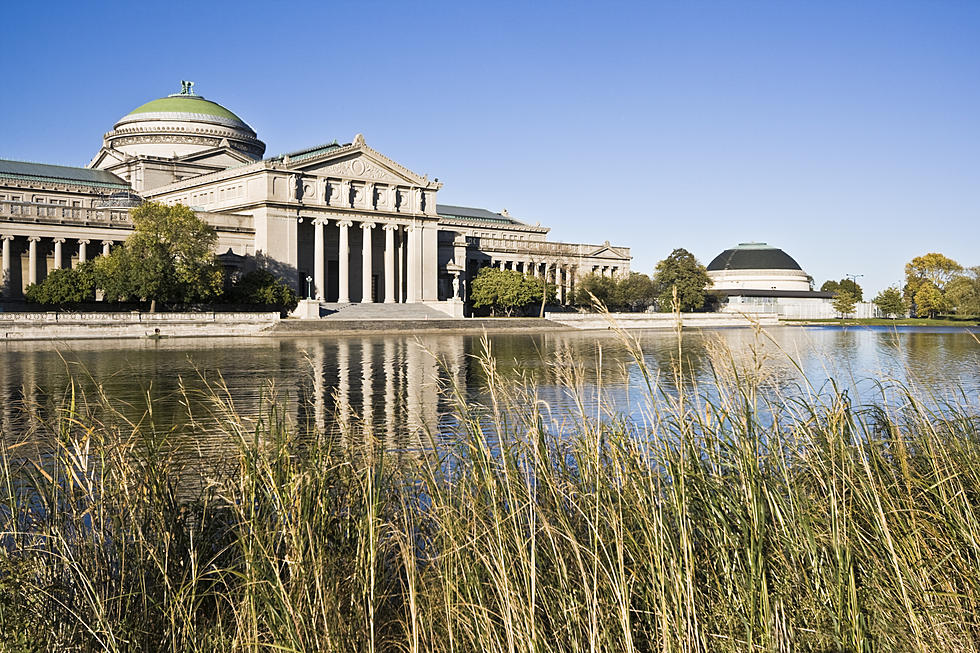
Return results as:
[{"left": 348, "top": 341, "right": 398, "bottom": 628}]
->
[
  {"left": 1, "top": 234, "right": 118, "bottom": 296},
  {"left": 311, "top": 218, "right": 424, "bottom": 304},
  {"left": 485, "top": 257, "right": 577, "bottom": 304}
]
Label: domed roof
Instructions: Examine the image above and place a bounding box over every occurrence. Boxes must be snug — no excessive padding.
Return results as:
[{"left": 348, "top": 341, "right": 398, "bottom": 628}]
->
[
  {"left": 115, "top": 84, "right": 255, "bottom": 134},
  {"left": 100, "top": 82, "right": 265, "bottom": 162},
  {"left": 707, "top": 243, "right": 802, "bottom": 271}
]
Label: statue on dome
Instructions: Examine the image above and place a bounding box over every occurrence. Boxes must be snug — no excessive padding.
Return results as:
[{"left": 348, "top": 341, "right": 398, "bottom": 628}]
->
[{"left": 179, "top": 80, "right": 195, "bottom": 95}]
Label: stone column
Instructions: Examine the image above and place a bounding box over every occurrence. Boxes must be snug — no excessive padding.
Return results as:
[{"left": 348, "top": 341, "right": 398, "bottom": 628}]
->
[
  {"left": 396, "top": 227, "right": 404, "bottom": 303},
  {"left": 102, "top": 240, "right": 112, "bottom": 257},
  {"left": 406, "top": 225, "right": 420, "bottom": 303},
  {"left": 338, "top": 220, "right": 352, "bottom": 303},
  {"left": 1, "top": 236, "right": 11, "bottom": 295},
  {"left": 28, "top": 237, "right": 39, "bottom": 286},
  {"left": 383, "top": 224, "right": 396, "bottom": 303},
  {"left": 313, "top": 218, "right": 325, "bottom": 301},
  {"left": 53, "top": 238, "right": 64, "bottom": 270},
  {"left": 558, "top": 266, "right": 566, "bottom": 304},
  {"left": 361, "top": 222, "right": 375, "bottom": 303},
  {"left": 498, "top": 259, "right": 505, "bottom": 270},
  {"left": 78, "top": 239, "right": 89, "bottom": 263}
]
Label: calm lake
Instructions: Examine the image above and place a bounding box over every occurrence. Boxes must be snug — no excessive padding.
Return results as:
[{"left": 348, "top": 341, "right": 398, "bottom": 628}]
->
[{"left": 1, "top": 326, "right": 977, "bottom": 455}]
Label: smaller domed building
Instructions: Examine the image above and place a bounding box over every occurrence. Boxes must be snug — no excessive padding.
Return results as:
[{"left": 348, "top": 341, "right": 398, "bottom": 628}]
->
[{"left": 707, "top": 242, "right": 867, "bottom": 318}]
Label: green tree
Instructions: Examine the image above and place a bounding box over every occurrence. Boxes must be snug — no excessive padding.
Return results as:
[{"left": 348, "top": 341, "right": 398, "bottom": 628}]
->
[
  {"left": 913, "top": 282, "right": 948, "bottom": 318},
  {"left": 571, "top": 273, "right": 618, "bottom": 308},
  {"left": 832, "top": 291, "right": 857, "bottom": 318},
  {"left": 904, "top": 252, "right": 963, "bottom": 305},
  {"left": 821, "top": 278, "right": 863, "bottom": 300},
  {"left": 820, "top": 280, "right": 840, "bottom": 295},
  {"left": 470, "top": 267, "right": 553, "bottom": 316},
  {"left": 227, "top": 269, "right": 298, "bottom": 313},
  {"left": 612, "top": 272, "right": 657, "bottom": 311},
  {"left": 98, "top": 202, "right": 223, "bottom": 311},
  {"left": 652, "top": 248, "right": 711, "bottom": 312},
  {"left": 946, "top": 267, "right": 980, "bottom": 317},
  {"left": 24, "top": 262, "right": 97, "bottom": 306},
  {"left": 872, "top": 286, "right": 908, "bottom": 318}
]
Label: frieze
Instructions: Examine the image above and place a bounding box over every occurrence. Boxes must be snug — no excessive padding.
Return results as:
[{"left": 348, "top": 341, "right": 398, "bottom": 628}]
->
[
  {"left": 112, "top": 135, "right": 221, "bottom": 147},
  {"left": 311, "top": 158, "right": 406, "bottom": 184}
]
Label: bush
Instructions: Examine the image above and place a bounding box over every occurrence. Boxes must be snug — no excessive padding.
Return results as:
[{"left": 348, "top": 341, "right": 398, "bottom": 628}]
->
[
  {"left": 24, "top": 262, "right": 97, "bottom": 306},
  {"left": 226, "top": 269, "right": 298, "bottom": 312}
]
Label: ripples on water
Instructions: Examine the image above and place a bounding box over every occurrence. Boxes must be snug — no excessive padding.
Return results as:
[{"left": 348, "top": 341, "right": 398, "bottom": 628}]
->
[{"left": 0, "top": 326, "right": 977, "bottom": 457}]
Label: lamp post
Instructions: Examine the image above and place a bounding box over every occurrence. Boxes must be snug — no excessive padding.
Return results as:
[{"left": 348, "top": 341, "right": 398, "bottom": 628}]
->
[
  {"left": 306, "top": 275, "right": 313, "bottom": 300},
  {"left": 845, "top": 273, "right": 864, "bottom": 285}
]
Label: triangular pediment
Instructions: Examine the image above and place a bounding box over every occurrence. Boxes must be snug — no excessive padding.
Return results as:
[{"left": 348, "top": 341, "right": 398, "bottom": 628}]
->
[
  {"left": 587, "top": 244, "right": 629, "bottom": 260},
  {"left": 287, "top": 141, "right": 438, "bottom": 188},
  {"left": 88, "top": 147, "right": 127, "bottom": 170},
  {"left": 179, "top": 146, "right": 254, "bottom": 167}
]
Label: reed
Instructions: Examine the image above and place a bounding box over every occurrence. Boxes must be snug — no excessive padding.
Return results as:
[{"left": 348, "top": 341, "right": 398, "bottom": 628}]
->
[{"left": 1, "top": 331, "right": 979, "bottom": 652}]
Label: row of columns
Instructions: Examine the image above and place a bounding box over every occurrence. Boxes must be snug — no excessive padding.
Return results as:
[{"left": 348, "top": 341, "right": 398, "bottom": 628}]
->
[
  {"left": 312, "top": 219, "right": 423, "bottom": 304},
  {"left": 486, "top": 258, "right": 577, "bottom": 303},
  {"left": 2, "top": 235, "right": 114, "bottom": 295}
]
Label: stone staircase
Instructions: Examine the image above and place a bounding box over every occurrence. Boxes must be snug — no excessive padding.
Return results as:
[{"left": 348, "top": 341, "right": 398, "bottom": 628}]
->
[{"left": 317, "top": 302, "right": 455, "bottom": 321}]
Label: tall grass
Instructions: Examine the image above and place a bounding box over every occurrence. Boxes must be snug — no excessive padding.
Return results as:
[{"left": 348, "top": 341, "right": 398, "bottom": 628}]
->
[{"left": 1, "top": 330, "right": 979, "bottom": 651}]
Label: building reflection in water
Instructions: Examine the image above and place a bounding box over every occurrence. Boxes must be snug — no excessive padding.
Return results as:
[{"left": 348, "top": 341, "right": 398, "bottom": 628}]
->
[{"left": 0, "top": 328, "right": 977, "bottom": 467}]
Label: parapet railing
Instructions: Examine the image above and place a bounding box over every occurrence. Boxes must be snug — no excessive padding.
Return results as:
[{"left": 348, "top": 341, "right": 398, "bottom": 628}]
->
[
  {"left": 0, "top": 200, "right": 131, "bottom": 228},
  {"left": 467, "top": 236, "right": 631, "bottom": 259},
  {"left": 0, "top": 201, "right": 254, "bottom": 233}
]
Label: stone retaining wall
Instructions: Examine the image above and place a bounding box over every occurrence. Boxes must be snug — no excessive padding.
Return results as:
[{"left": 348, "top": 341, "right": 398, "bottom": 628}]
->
[
  {"left": 0, "top": 312, "right": 280, "bottom": 341},
  {"left": 546, "top": 312, "right": 780, "bottom": 330}
]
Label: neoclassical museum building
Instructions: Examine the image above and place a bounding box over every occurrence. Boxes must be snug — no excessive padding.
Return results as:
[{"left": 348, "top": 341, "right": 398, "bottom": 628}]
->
[{"left": 0, "top": 83, "right": 630, "bottom": 315}]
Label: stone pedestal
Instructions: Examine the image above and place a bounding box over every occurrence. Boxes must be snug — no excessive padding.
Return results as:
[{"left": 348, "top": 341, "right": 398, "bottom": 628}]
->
[{"left": 292, "top": 299, "right": 321, "bottom": 319}]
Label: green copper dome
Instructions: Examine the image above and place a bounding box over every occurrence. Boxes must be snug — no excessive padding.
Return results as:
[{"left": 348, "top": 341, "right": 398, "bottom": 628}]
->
[
  {"left": 126, "top": 95, "right": 245, "bottom": 123},
  {"left": 115, "top": 82, "right": 256, "bottom": 134}
]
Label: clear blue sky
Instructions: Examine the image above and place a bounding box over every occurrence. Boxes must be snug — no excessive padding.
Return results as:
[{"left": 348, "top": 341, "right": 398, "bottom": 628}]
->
[{"left": 3, "top": 0, "right": 978, "bottom": 294}]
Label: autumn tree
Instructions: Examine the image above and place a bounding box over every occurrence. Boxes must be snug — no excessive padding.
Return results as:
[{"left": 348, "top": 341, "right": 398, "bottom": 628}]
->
[
  {"left": 913, "top": 282, "right": 948, "bottom": 318},
  {"left": 872, "top": 286, "right": 908, "bottom": 318},
  {"left": 904, "top": 253, "right": 962, "bottom": 305},
  {"left": 652, "top": 248, "right": 711, "bottom": 312}
]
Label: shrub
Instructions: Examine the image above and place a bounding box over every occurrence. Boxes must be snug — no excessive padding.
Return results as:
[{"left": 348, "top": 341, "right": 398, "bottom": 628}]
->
[
  {"left": 24, "top": 262, "right": 97, "bottom": 306},
  {"left": 226, "top": 269, "right": 298, "bottom": 312}
]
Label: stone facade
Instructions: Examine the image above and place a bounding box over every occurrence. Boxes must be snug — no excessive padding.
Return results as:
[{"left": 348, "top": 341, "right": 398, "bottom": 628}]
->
[{"left": 1, "top": 84, "right": 631, "bottom": 311}]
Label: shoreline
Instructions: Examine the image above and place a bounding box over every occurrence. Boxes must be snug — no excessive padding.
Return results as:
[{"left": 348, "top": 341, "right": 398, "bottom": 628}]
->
[{"left": 2, "top": 311, "right": 975, "bottom": 342}]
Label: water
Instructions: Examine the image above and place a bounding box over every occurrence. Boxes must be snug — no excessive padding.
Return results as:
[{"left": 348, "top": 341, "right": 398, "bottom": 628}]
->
[{"left": 0, "top": 326, "right": 977, "bottom": 453}]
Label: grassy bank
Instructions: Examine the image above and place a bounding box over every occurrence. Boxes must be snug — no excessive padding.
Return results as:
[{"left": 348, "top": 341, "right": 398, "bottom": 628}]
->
[{"left": 1, "top": 333, "right": 979, "bottom": 651}]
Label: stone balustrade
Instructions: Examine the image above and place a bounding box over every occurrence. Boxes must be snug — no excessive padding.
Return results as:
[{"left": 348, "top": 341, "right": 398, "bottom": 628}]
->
[{"left": 0, "top": 200, "right": 130, "bottom": 227}]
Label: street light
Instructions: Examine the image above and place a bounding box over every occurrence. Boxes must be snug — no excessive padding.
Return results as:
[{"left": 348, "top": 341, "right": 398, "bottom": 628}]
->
[
  {"left": 845, "top": 273, "right": 864, "bottom": 285},
  {"left": 305, "top": 275, "right": 313, "bottom": 300}
]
